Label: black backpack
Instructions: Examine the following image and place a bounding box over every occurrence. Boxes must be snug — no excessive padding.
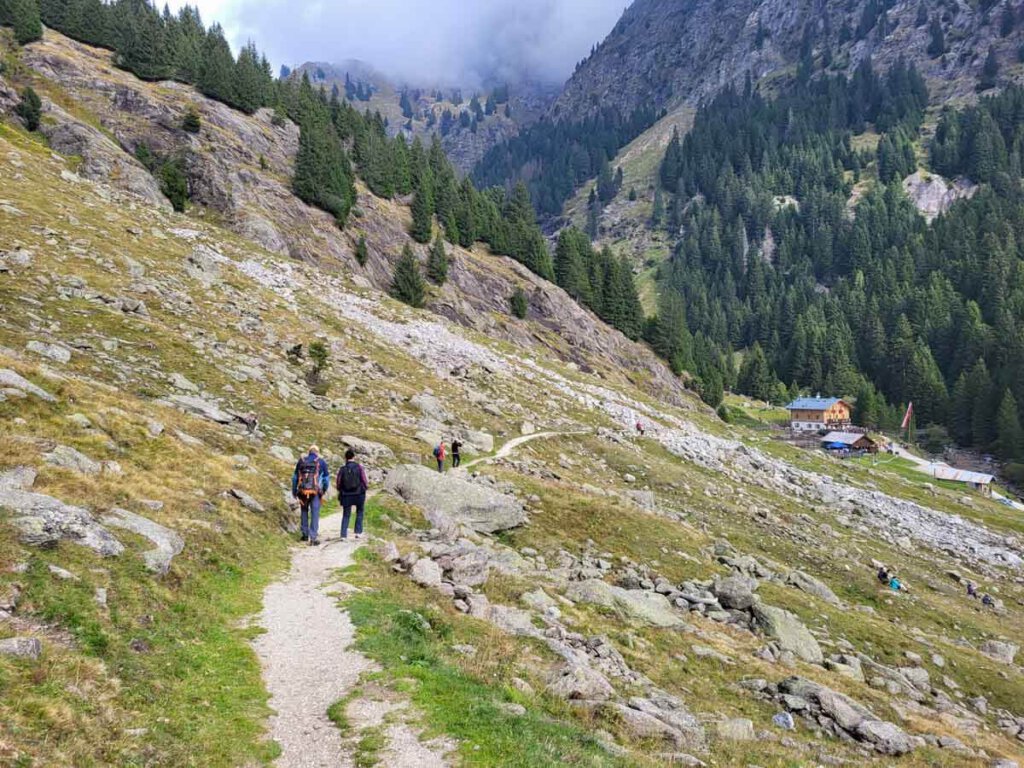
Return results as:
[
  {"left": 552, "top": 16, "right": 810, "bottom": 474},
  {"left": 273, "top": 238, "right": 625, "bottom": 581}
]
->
[
  {"left": 338, "top": 462, "right": 362, "bottom": 494},
  {"left": 296, "top": 455, "right": 320, "bottom": 498}
]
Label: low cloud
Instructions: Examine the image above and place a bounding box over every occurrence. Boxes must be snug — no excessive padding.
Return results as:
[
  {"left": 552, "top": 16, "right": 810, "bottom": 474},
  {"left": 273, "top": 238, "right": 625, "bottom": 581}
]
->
[{"left": 169, "top": 0, "right": 627, "bottom": 86}]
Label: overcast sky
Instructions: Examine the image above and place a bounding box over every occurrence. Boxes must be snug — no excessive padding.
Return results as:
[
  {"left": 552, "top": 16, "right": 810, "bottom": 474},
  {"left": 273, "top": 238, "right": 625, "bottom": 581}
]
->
[{"left": 165, "top": 0, "right": 628, "bottom": 86}]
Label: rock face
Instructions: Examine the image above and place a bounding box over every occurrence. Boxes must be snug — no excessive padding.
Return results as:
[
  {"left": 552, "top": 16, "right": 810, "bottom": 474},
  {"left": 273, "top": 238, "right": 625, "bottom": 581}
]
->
[
  {"left": 566, "top": 579, "right": 685, "bottom": 628},
  {"left": 552, "top": 0, "right": 1022, "bottom": 122},
  {"left": 750, "top": 604, "right": 823, "bottom": 664},
  {"left": 102, "top": 509, "right": 184, "bottom": 575},
  {"left": 384, "top": 464, "right": 526, "bottom": 534},
  {"left": 0, "top": 467, "right": 124, "bottom": 557},
  {"left": 903, "top": 171, "right": 978, "bottom": 222},
  {"left": 777, "top": 677, "right": 916, "bottom": 755}
]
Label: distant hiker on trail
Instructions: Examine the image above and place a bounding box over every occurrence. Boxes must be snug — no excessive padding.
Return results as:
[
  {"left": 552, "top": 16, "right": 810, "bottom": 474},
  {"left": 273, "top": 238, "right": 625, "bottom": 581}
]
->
[
  {"left": 982, "top": 593, "right": 996, "bottom": 608},
  {"left": 337, "top": 448, "right": 369, "bottom": 541},
  {"left": 889, "top": 575, "right": 902, "bottom": 592},
  {"left": 636, "top": 420, "right": 645, "bottom": 436},
  {"left": 451, "top": 439, "right": 463, "bottom": 468},
  {"left": 433, "top": 441, "right": 447, "bottom": 473},
  {"left": 967, "top": 581, "right": 978, "bottom": 598},
  {"left": 877, "top": 566, "right": 890, "bottom": 585},
  {"left": 292, "top": 445, "right": 329, "bottom": 546}
]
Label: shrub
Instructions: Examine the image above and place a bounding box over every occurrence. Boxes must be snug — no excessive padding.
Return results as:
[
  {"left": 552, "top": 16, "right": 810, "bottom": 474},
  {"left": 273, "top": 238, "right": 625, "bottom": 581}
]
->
[
  {"left": 510, "top": 287, "right": 528, "bottom": 319},
  {"left": 716, "top": 404, "right": 731, "bottom": 423},
  {"left": 15, "top": 86, "right": 41, "bottom": 132},
  {"left": 182, "top": 106, "right": 201, "bottom": 133},
  {"left": 160, "top": 158, "right": 189, "bottom": 212}
]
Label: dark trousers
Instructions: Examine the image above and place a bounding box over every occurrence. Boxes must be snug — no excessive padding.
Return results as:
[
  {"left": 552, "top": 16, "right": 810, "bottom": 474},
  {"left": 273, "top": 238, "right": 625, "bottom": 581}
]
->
[
  {"left": 436, "top": 459, "right": 444, "bottom": 473},
  {"left": 340, "top": 493, "right": 366, "bottom": 538},
  {"left": 453, "top": 453, "right": 461, "bottom": 467}
]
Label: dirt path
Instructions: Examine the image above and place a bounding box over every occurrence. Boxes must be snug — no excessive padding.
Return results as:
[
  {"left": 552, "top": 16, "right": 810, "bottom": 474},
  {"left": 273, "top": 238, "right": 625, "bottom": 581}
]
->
[
  {"left": 461, "top": 430, "right": 584, "bottom": 470},
  {"left": 253, "top": 511, "right": 374, "bottom": 768}
]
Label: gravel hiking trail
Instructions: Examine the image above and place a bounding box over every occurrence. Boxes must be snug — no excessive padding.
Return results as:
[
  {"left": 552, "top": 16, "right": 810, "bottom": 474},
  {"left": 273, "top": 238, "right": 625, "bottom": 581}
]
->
[{"left": 253, "top": 511, "right": 374, "bottom": 768}]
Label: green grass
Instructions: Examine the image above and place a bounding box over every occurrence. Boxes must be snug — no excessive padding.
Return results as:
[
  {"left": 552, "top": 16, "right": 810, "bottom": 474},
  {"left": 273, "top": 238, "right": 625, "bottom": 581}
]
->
[
  {"left": 354, "top": 726, "right": 387, "bottom": 767},
  {"left": 344, "top": 552, "right": 631, "bottom": 768}
]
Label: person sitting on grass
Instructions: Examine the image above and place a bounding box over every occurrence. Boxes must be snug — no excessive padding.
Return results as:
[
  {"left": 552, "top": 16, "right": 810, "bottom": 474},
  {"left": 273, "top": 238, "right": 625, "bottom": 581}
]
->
[{"left": 336, "top": 448, "right": 369, "bottom": 541}]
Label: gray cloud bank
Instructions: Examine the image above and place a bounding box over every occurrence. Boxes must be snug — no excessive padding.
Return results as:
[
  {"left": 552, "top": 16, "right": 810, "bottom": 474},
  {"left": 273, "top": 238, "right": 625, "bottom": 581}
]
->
[{"left": 208, "top": 0, "right": 628, "bottom": 86}]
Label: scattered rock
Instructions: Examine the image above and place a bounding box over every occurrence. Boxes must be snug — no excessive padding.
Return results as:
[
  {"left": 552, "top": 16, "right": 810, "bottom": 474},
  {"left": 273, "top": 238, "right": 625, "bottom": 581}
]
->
[
  {"left": 228, "top": 488, "right": 265, "bottom": 513},
  {"left": 46, "top": 445, "right": 102, "bottom": 476},
  {"left": 269, "top": 445, "right": 295, "bottom": 463},
  {"left": 0, "top": 369, "right": 56, "bottom": 402},
  {"left": 979, "top": 640, "right": 1018, "bottom": 665},
  {"left": 0, "top": 467, "right": 124, "bottom": 556},
  {"left": 410, "top": 558, "right": 443, "bottom": 588},
  {"left": 0, "top": 637, "right": 41, "bottom": 660},
  {"left": 26, "top": 340, "right": 71, "bottom": 364},
  {"left": 750, "top": 604, "right": 823, "bottom": 664},
  {"left": 711, "top": 574, "right": 758, "bottom": 610},
  {"left": 547, "top": 663, "right": 615, "bottom": 701},
  {"left": 567, "top": 579, "right": 685, "bottom": 628},
  {"left": 785, "top": 570, "right": 841, "bottom": 606},
  {"left": 102, "top": 509, "right": 184, "bottom": 575},
  {"left": 716, "top": 718, "right": 755, "bottom": 742}
]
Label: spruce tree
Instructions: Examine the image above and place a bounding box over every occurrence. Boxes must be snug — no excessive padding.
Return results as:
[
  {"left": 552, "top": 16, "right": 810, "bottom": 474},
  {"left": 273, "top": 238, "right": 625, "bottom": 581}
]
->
[
  {"left": 927, "top": 17, "right": 945, "bottom": 58},
  {"left": 390, "top": 243, "right": 426, "bottom": 308},
  {"left": 510, "top": 286, "right": 528, "bottom": 319},
  {"left": 292, "top": 106, "right": 356, "bottom": 228},
  {"left": 11, "top": 0, "right": 42, "bottom": 44},
  {"left": 160, "top": 157, "right": 189, "bottom": 212},
  {"left": 978, "top": 47, "right": 999, "bottom": 91},
  {"left": 15, "top": 86, "right": 41, "bottom": 131},
  {"left": 355, "top": 235, "right": 369, "bottom": 266},
  {"left": 427, "top": 233, "right": 448, "bottom": 285},
  {"left": 410, "top": 185, "right": 433, "bottom": 243},
  {"left": 995, "top": 389, "right": 1023, "bottom": 460}
]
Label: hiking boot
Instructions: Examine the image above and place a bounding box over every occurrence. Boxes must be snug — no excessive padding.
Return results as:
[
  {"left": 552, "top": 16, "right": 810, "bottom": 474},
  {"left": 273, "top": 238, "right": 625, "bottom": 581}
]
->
[
  {"left": 309, "top": 538, "right": 320, "bottom": 547},
  {"left": 300, "top": 534, "right": 308, "bottom": 542}
]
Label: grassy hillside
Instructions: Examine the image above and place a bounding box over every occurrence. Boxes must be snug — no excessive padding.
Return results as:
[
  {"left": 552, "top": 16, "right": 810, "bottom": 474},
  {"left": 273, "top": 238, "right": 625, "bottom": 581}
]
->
[{"left": 0, "top": 28, "right": 1022, "bottom": 768}]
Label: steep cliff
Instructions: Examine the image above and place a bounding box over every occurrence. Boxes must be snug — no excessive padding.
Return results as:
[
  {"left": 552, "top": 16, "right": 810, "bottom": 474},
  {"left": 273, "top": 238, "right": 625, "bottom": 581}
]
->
[{"left": 553, "top": 0, "right": 1024, "bottom": 120}]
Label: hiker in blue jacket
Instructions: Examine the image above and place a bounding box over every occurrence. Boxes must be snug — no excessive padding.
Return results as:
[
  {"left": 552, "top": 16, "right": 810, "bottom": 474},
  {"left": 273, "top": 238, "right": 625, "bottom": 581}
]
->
[
  {"left": 292, "top": 445, "right": 330, "bottom": 546},
  {"left": 336, "top": 448, "right": 369, "bottom": 541}
]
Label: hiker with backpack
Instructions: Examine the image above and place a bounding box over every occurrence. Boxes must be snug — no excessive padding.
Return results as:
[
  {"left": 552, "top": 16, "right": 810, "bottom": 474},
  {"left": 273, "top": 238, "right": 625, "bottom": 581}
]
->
[
  {"left": 433, "top": 441, "right": 447, "bottom": 473},
  {"left": 451, "top": 439, "right": 463, "bottom": 468},
  {"left": 291, "top": 445, "right": 330, "bottom": 546},
  {"left": 336, "top": 448, "right": 369, "bottom": 541}
]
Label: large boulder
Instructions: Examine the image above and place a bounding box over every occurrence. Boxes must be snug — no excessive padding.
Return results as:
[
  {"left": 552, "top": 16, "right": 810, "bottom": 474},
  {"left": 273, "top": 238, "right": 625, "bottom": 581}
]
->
[
  {"left": 979, "top": 640, "right": 1018, "bottom": 665},
  {"left": 786, "top": 570, "right": 842, "bottom": 606},
  {"left": 567, "top": 579, "right": 685, "bottom": 628},
  {"left": 102, "top": 509, "right": 184, "bottom": 575},
  {"left": 711, "top": 574, "right": 758, "bottom": 610},
  {"left": 166, "top": 394, "right": 235, "bottom": 424},
  {"left": 547, "top": 664, "right": 615, "bottom": 701},
  {"left": 410, "top": 558, "right": 443, "bottom": 589},
  {"left": 384, "top": 464, "right": 526, "bottom": 534},
  {"left": 0, "top": 369, "right": 56, "bottom": 402},
  {"left": 778, "top": 677, "right": 915, "bottom": 755},
  {"left": 340, "top": 435, "right": 394, "bottom": 461},
  {"left": 750, "top": 604, "right": 823, "bottom": 664},
  {"left": 0, "top": 467, "right": 123, "bottom": 556},
  {"left": 45, "top": 445, "right": 102, "bottom": 476}
]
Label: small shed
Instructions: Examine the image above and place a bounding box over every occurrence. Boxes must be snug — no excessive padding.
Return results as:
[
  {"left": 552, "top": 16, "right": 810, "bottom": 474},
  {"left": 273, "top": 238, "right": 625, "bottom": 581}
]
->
[
  {"left": 821, "top": 431, "right": 878, "bottom": 453},
  {"left": 926, "top": 465, "right": 994, "bottom": 495}
]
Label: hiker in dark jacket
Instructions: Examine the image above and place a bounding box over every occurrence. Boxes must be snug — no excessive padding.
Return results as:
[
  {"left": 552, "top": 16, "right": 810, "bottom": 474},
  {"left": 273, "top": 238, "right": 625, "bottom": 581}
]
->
[
  {"left": 292, "top": 445, "right": 330, "bottom": 546},
  {"left": 451, "top": 439, "right": 463, "bottom": 468},
  {"left": 337, "top": 448, "right": 369, "bottom": 540}
]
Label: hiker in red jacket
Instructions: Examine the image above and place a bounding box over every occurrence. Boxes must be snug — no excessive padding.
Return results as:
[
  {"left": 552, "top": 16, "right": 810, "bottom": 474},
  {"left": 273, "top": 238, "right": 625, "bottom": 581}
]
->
[
  {"left": 336, "top": 449, "right": 369, "bottom": 540},
  {"left": 433, "top": 441, "right": 447, "bottom": 473}
]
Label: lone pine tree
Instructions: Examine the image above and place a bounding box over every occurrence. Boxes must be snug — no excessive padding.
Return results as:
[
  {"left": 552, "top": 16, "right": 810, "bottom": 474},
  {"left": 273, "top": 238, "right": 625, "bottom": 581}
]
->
[{"left": 390, "top": 244, "right": 426, "bottom": 308}]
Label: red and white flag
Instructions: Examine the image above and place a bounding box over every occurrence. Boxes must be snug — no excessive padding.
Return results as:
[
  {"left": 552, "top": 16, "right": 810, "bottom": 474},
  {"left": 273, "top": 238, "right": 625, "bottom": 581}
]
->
[{"left": 900, "top": 402, "right": 914, "bottom": 430}]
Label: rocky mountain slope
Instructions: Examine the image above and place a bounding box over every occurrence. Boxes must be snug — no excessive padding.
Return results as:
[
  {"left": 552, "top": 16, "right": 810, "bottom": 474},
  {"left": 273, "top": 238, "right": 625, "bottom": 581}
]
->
[
  {"left": 0, "top": 25, "right": 1023, "bottom": 768},
  {"left": 292, "top": 61, "right": 559, "bottom": 174},
  {"left": 553, "top": 0, "right": 1024, "bottom": 121}
]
